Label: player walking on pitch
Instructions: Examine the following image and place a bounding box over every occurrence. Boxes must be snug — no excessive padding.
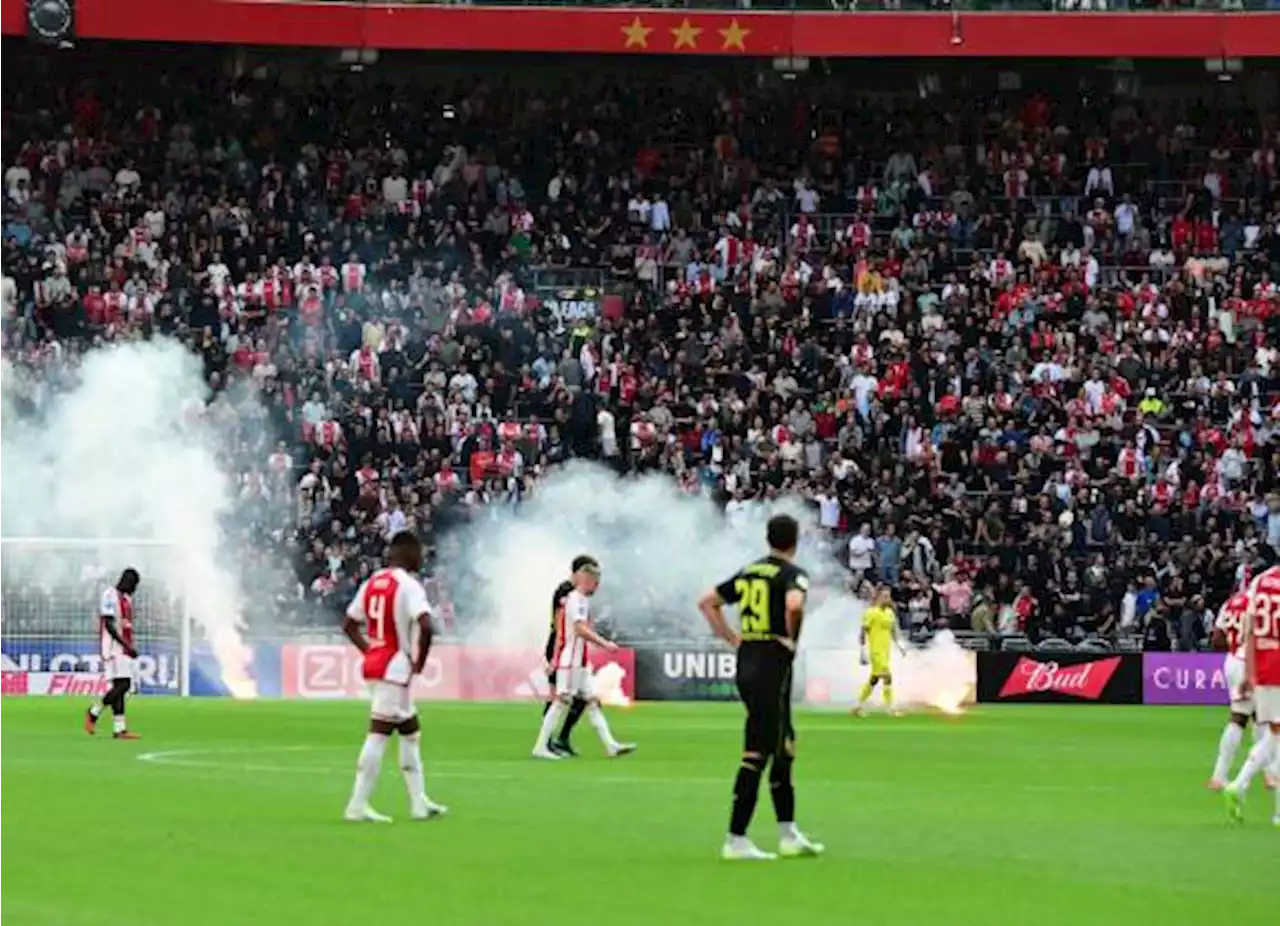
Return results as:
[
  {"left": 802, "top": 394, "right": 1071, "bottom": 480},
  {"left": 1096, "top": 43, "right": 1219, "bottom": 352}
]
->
[
  {"left": 1206, "top": 590, "right": 1259, "bottom": 790},
  {"left": 342, "top": 531, "right": 447, "bottom": 823},
  {"left": 698, "top": 514, "right": 824, "bottom": 861},
  {"left": 84, "top": 568, "right": 142, "bottom": 739},
  {"left": 853, "top": 585, "right": 907, "bottom": 717},
  {"left": 539, "top": 556, "right": 595, "bottom": 757},
  {"left": 532, "top": 556, "right": 635, "bottom": 760},
  {"left": 1224, "top": 552, "right": 1280, "bottom": 826}
]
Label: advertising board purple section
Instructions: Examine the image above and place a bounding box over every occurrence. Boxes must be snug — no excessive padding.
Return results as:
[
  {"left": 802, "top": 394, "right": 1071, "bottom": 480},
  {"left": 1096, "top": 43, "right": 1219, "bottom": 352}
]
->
[{"left": 1142, "top": 653, "right": 1229, "bottom": 705}]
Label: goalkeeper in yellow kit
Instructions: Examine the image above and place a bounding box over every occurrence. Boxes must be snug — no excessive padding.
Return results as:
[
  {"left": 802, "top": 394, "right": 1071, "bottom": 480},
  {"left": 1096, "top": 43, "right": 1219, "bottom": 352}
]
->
[{"left": 854, "top": 586, "right": 907, "bottom": 716}]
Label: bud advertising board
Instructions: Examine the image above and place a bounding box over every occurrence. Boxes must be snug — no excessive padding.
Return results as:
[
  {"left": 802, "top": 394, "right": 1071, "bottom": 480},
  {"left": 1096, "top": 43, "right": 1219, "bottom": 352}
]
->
[{"left": 976, "top": 652, "right": 1143, "bottom": 704}]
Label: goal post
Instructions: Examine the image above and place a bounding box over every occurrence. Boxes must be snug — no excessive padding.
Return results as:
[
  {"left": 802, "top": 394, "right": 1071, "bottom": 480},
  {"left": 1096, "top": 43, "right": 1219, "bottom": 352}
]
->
[{"left": 0, "top": 538, "right": 192, "bottom": 697}]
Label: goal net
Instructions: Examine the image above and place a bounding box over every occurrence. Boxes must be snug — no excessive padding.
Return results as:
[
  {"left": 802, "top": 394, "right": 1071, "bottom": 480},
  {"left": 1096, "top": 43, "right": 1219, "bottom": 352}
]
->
[{"left": 0, "top": 538, "right": 190, "bottom": 696}]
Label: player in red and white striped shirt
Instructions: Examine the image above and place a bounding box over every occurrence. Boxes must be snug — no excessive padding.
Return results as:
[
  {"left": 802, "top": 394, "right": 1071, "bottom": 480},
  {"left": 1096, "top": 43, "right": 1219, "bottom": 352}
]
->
[
  {"left": 1224, "top": 553, "right": 1280, "bottom": 825},
  {"left": 532, "top": 557, "right": 634, "bottom": 761},
  {"left": 341, "top": 532, "right": 447, "bottom": 823},
  {"left": 1207, "top": 589, "right": 1259, "bottom": 790},
  {"left": 84, "top": 568, "right": 141, "bottom": 739}
]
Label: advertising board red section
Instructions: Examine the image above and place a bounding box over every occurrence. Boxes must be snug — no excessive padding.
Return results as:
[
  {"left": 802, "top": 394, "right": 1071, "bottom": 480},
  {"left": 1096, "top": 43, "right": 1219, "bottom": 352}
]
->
[
  {"left": 280, "top": 642, "right": 635, "bottom": 702},
  {"left": 3, "top": 3, "right": 1278, "bottom": 58}
]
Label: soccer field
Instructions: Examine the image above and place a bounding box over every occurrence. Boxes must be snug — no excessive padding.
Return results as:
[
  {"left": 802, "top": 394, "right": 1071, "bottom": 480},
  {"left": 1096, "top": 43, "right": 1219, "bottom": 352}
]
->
[{"left": 1, "top": 700, "right": 1274, "bottom": 926}]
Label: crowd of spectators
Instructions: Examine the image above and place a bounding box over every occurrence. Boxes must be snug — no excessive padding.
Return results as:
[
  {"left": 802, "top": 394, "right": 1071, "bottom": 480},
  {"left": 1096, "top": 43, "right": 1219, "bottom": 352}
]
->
[{"left": 2, "top": 47, "right": 1278, "bottom": 650}]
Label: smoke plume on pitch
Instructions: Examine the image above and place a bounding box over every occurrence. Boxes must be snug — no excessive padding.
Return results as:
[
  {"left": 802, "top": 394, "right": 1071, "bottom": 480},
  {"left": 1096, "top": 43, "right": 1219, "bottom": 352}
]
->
[
  {"left": 442, "top": 461, "right": 975, "bottom": 711},
  {"left": 1, "top": 339, "right": 258, "bottom": 697},
  {"left": 441, "top": 460, "right": 854, "bottom": 648}
]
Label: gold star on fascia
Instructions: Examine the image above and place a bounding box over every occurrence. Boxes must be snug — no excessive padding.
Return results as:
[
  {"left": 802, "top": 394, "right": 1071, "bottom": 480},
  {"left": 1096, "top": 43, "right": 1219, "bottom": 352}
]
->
[
  {"left": 621, "top": 17, "right": 654, "bottom": 50},
  {"left": 670, "top": 18, "right": 703, "bottom": 50},
  {"left": 719, "top": 19, "right": 750, "bottom": 52}
]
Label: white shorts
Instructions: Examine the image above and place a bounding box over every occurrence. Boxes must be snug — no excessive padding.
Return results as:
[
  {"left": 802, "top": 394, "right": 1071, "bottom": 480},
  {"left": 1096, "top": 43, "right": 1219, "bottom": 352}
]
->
[
  {"left": 105, "top": 655, "right": 135, "bottom": 683},
  {"left": 369, "top": 681, "right": 416, "bottom": 723},
  {"left": 1225, "top": 654, "right": 1254, "bottom": 715},
  {"left": 1255, "top": 685, "right": 1280, "bottom": 725},
  {"left": 554, "top": 667, "right": 592, "bottom": 701}
]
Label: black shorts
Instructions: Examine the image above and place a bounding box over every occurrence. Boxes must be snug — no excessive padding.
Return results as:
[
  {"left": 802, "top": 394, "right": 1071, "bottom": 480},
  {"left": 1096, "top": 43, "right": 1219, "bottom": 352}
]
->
[{"left": 735, "top": 646, "right": 794, "bottom": 757}]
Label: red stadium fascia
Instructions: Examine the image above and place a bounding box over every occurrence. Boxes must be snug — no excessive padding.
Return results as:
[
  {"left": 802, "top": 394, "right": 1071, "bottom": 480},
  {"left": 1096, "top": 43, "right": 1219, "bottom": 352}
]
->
[{"left": 2, "top": 2, "right": 1279, "bottom": 57}]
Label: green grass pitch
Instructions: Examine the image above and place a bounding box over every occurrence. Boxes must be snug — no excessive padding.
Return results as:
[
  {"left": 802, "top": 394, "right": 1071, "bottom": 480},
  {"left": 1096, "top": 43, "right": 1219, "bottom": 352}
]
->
[{"left": 2, "top": 700, "right": 1275, "bottom": 926}]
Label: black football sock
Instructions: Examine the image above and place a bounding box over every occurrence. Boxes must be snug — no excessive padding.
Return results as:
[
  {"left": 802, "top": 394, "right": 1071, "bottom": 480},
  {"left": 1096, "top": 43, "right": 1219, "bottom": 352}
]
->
[
  {"left": 729, "top": 761, "right": 764, "bottom": 837},
  {"left": 769, "top": 754, "right": 795, "bottom": 824},
  {"left": 557, "top": 698, "right": 587, "bottom": 743}
]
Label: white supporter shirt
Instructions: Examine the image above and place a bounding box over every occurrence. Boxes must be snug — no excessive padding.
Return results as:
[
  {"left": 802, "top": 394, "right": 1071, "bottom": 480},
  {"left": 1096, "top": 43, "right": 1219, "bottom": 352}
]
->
[
  {"left": 848, "top": 535, "right": 876, "bottom": 571},
  {"left": 554, "top": 589, "right": 591, "bottom": 670},
  {"left": 815, "top": 493, "right": 841, "bottom": 529},
  {"left": 345, "top": 567, "right": 432, "bottom": 685}
]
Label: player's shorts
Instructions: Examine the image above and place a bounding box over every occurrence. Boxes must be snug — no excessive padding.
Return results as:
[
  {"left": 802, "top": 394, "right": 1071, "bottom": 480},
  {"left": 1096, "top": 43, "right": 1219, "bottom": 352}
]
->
[
  {"left": 369, "top": 681, "right": 417, "bottom": 723},
  {"left": 1255, "top": 685, "right": 1280, "bottom": 725},
  {"left": 736, "top": 644, "right": 795, "bottom": 758},
  {"left": 104, "top": 655, "right": 135, "bottom": 682},
  {"left": 554, "top": 667, "right": 591, "bottom": 701},
  {"left": 869, "top": 651, "right": 892, "bottom": 679},
  {"left": 1224, "top": 654, "right": 1254, "bottom": 715}
]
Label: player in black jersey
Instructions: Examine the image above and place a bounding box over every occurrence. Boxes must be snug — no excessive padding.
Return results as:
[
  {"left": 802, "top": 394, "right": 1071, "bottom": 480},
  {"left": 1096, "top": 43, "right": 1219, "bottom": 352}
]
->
[
  {"left": 698, "top": 514, "right": 824, "bottom": 861},
  {"left": 539, "top": 556, "right": 595, "bottom": 756}
]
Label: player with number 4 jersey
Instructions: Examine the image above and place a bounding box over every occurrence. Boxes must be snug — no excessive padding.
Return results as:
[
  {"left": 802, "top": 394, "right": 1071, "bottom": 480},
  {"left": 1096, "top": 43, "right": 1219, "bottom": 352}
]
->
[
  {"left": 341, "top": 531, "right": 447, "bottom": 823},
  {"left": 1224, "top": 557, "right": 1280, "bottom": 826}
]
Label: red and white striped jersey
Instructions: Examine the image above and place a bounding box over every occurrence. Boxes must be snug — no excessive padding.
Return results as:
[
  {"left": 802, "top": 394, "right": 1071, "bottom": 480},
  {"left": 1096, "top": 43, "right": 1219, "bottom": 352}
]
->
[
  {"left": 97, "top": 291, "right": 123, "bottom": 323},
  {"left": 318, "top": 264, "right": 339, "bottom": 291},
  {"left": 1246, "top": 565, "right": 1280, "bottom": 685},
  {"left": 714, "top": 235, "right": 742, "bottom": 271},
  {"left": 552, "top": 588, "right": 591, "bottom": 669},
  {"left": 1216, "top": 593, "right": 1250, "bottom": 659},
  {"left": 842, "top": 220, "right": 872, "bottom": 250},
  {"left": 99, "top": 587, "right": 134, "bottom": 661},
  {"left": 1116, "top": 447, "right": 1144, "bottom": 480},
  {"left": 315, "top": 420, "right": 343, "bottom": 448},
  {"left": 350, "top": 347, "right": 380, "bottom": 382},
  {"left": 345, "top": 567, "right": 432, "bottom": 685},
  {"left": 341, "top": 262, "right": 366, "bottom": 293},
  {"left": 987, "top": 258, "right": 1014, "bottom": 285}
]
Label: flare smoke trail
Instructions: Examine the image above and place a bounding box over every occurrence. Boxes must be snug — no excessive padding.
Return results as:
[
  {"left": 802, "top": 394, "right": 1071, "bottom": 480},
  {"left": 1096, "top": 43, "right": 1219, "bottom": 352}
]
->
[
  {"left": 1, "top": 339, "right": 259, "bottom": 697},
  {"left": 440, "top": 461, "right": 974, "bottom": 709}
]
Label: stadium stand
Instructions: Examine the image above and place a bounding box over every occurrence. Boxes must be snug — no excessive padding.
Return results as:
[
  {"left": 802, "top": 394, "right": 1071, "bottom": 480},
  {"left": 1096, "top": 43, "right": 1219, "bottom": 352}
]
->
[{"left": 2, "top": 46, "right": 1277, "bottom": 651}]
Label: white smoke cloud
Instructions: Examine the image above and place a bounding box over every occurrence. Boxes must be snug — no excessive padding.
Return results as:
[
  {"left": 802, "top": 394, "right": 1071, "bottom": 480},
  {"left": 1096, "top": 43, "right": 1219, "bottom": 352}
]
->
[
  {"left": 442, "top": 461, "right": 976, "bottom": 710},
  {"left": 442, "top": 460, "right": 856, "bottom": 649},
  {"left": 1, "top": 339, "right": 259, "bottom": 697}
]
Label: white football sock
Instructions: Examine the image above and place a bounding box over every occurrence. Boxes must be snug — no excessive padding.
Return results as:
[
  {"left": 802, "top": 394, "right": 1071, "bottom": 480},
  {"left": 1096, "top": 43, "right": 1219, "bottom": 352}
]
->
[
  {"left": 89, "top": 704, "right": 102, "bottom": 719},
  {"left": 399, "top": 733, "right": 427, "bottom": 814},
  {"left": 1212, "top": 722, "right": 1244, "bottom": 782},
  {"left": 347, "top": 733, "right": 388, "bottom": 812},
  {"left": 1228, "top": 729, "right": 1275, "bottom": 792},
  {"left": 586, "top": 702, "right": 620, "bottom": 752},
  {"left": 778, "top": 822, "right": 798, "bottom": 840},
  {"left": 112, "top": 715, "right": 126, "bottom": 734},
  {"left": 535, "top": 701, "right": 568, "bottom": 752},
  {"left": 1252, "top": 721, "right": 1266, "bottom": 744}
]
